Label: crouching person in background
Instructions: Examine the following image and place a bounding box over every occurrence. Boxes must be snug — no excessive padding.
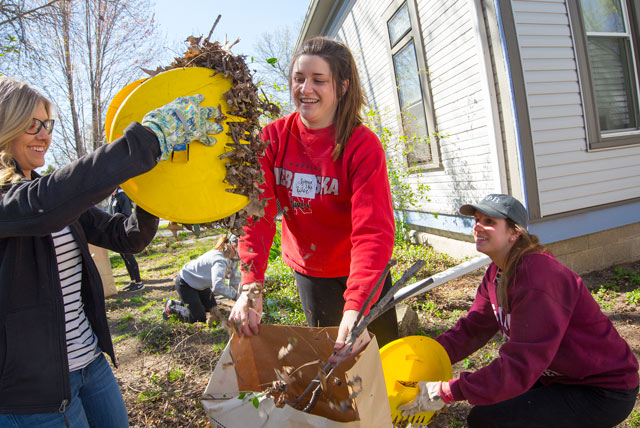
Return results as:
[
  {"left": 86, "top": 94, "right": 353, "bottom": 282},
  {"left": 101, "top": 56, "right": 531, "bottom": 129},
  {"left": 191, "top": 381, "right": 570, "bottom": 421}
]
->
[{"left": 163, "top": 234, "right": 239, "bottom": 325}]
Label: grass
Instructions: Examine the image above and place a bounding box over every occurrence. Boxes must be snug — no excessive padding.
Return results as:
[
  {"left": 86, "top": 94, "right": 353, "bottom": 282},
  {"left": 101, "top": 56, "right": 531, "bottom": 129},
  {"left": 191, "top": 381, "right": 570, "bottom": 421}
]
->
[
  {"left": 614, "top": 267, "right": 640, "bottom": 286},
  {"left": 111, "top": 225, "right": 459, "bottom": 334},
  {"left": 592, "top": 285, "right": 615, "bottom": 310},
  {"left": 627, "top": 289, "right": 640, "bottom": 306},
  {"left": 626, "top": 409, "right": 640, "bottom": 428}
]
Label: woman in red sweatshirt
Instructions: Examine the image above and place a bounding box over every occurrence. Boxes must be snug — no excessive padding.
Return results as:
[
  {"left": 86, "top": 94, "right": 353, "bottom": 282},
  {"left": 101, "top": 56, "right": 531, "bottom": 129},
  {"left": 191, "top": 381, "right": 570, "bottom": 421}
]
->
[
  {"left": 399, "top": 194, "right": 639, "bottom": 428},
  {"left": 229, "top": 36, "right": 398, "bottom": 355}
]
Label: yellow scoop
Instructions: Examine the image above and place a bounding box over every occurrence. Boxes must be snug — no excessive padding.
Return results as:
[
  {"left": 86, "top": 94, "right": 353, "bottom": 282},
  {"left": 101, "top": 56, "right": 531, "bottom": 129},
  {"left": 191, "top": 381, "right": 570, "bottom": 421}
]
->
[
  {"left": 380, "top": 335, "right": 453, "bottom": 427},
  {"left": 104, "top": 77, "right": 146, "bottom": 139},
  {"left": 106, "top": 67, "right": 249, "bottom": 223}
]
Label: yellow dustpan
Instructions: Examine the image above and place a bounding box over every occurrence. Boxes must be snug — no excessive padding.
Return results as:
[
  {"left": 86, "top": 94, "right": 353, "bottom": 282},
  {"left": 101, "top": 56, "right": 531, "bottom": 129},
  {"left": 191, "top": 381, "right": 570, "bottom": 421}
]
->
[
  {"left": 104, "top": 77, "right": 146, "bottom": 140},
  {"left": 106, "top": 67, "right": 249, "bottom": 223},
  {"left": 380, "top": 335, "right": 452, "bottom": 427}
]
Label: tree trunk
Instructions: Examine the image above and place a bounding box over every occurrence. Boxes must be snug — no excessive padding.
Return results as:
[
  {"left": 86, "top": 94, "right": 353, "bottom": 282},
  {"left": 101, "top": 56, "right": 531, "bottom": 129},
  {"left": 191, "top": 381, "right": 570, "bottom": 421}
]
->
[
  {"left": 9, "top": 0, "right": 159, "bottom": 165},
  {"left": 60, "top": 0, "right": 85, "bottom": 157},
  {"left": 86, "top": 0, "right": 102, "bottom": 150}
]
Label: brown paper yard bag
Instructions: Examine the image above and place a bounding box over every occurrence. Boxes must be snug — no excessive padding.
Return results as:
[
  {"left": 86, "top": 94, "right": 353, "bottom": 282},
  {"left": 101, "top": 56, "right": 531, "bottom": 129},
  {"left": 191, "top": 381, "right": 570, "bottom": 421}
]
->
[
  {"left": 202, "top": 324, "right": 392, "bottom": 428},
  {"left": 88, "top": 244, "right": 117, "bottom": 297}
]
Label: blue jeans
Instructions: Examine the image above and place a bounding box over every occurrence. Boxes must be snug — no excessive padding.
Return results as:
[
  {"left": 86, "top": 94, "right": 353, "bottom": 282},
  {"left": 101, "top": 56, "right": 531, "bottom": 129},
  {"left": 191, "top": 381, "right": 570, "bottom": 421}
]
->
[{"left": 0, "top": 353, "right": 129, "bottom": 427}]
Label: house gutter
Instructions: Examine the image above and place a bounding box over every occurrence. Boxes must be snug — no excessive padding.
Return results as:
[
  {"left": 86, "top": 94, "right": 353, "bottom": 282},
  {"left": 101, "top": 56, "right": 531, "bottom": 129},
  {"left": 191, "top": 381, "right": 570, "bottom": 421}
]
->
[
  {"left": 493, "top": 0, "right": 528, "bottom": 211},
  {"left": 295, "top": 0, "right": 344, "bottom": 51},
  {"left": 296, "top": 0, "right": 319, "bottom": 50}
]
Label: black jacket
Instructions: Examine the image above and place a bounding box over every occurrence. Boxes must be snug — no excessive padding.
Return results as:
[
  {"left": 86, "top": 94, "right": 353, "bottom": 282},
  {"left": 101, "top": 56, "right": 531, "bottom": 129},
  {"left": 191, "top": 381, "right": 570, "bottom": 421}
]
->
[
  {"left": 0, "top": 123, "right": 160, "bottom": 414},
  {"left": 109, "top": 189, "right": 134, "bottom": 217}
]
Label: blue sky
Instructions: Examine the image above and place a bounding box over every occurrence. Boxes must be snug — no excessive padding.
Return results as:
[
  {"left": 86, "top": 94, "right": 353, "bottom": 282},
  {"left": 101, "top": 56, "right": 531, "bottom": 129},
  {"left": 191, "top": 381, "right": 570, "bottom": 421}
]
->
[{"left": 153, "top": 0, "right": 310, "bottom": 62}]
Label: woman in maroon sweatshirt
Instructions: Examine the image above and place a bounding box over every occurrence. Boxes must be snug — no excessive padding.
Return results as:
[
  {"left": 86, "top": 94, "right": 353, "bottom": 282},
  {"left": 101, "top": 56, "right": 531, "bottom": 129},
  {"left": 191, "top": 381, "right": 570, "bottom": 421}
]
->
[{"left": 399, "top": 194, "right": 638, "bottom": 428}]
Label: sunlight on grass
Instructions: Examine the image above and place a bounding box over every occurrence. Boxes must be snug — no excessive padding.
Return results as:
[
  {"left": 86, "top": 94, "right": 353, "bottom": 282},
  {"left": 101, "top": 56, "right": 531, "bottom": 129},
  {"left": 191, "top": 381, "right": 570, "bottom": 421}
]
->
[
  {"left": 112, "top": 334, "right": 131, "bottom": 344},
  {"left": 262, "top": 257, "right": 305, "bottom": 325},
  {"left": 591, "top": 285, "right": 615, "bottom": 310},
  {"left": 625, "top": 408, "right": 640, "bottom": 428},
  {"left": 167, "top": 367, "right": 185, "bottom": 382},
  {"left": 627, "top": 289, "right": 640, "bottom": 306},
  {"left": 211, "top": 342, "right": 226, "bottom": 353}
]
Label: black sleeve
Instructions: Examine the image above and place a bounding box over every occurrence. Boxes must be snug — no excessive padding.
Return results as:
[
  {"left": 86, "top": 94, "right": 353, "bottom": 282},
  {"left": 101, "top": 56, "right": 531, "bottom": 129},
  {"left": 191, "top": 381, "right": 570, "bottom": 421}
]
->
[
  {"left": 0, "top": 123, "right": 159, "bottom": 238},
  {"left": 80, "top": 204, "right": 158, "bottom": 254},
  {"left": 114, "top": 192, "right": 133, "bottom": 217}
]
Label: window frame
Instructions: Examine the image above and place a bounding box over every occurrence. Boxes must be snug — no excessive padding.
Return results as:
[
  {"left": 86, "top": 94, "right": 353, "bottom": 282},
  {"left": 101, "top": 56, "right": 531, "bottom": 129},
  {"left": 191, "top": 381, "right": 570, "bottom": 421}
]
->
[
  {"left": 383, "top": 0, "right": 440, "bottom": 170},
  {"left": 569, "top": 0, "right": 640, "bottom": 149}
]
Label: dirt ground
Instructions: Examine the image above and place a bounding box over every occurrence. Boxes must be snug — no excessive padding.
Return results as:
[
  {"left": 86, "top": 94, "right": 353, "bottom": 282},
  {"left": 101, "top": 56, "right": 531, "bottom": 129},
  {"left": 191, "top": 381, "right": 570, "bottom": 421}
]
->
[{"left": 107, "top": 256, "right": 640, "bottom": 427}]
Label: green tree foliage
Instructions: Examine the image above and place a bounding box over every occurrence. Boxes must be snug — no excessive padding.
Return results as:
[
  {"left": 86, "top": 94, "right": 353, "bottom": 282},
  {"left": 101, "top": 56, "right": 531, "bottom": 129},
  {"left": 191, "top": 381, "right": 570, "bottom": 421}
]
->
[{"left": 364, "top": 108, "right": 432, "bottom": 240}]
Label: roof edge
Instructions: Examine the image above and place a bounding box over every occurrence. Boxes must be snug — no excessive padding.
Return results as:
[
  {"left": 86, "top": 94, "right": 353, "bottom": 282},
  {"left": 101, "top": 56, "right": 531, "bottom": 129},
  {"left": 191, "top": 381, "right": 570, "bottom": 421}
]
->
[{"left": 295, "top": 0, "right": 341, "bottom": 51}]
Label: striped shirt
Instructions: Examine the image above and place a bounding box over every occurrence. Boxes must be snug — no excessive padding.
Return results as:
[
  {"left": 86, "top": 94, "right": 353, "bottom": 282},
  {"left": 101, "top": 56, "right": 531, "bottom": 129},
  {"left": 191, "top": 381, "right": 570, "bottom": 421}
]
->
[{"left": 52, "top": 227, "right": 99, "bottom": 371}]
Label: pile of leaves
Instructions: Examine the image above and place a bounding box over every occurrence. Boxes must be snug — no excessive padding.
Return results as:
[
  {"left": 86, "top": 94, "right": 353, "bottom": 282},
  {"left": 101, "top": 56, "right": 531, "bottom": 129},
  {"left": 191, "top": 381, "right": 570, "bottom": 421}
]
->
[{"left": 148, "top": 34, "right": 281, "bottom": 237}]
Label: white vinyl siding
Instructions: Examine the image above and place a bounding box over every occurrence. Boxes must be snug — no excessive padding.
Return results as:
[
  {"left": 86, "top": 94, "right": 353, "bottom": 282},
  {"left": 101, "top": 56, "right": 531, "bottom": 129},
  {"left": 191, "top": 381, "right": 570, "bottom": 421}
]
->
[
  {"left": 513, "top": 0, "right": 640, "bottom": 216},
  {"left": 414, "top": 0, "right": 503, "bottom": 212},
  {"left": 329, "top": 0, "right": 501, "bottom": 215}
]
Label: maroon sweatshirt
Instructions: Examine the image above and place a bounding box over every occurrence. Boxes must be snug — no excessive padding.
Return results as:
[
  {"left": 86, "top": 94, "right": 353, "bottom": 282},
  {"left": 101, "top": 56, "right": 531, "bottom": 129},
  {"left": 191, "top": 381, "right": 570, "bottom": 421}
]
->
[
  {"left": 238, "top": 112, "right": 395, "bottom": 313},
  {"left": 436, "top": 252, "right": 639, "bottom": 405}
]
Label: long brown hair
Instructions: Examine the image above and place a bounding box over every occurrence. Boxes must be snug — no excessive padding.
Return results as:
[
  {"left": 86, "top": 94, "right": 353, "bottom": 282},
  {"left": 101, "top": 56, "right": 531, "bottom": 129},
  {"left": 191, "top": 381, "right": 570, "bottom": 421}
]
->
[
  {"left": 497, "top": 219, "right": 548, "bottom": 311},
  {"left": 0, "top": 77, "right": 53, "bottom": 186},
  {"left": 289, "top": 36, "right": 365, "bottom": 160}
]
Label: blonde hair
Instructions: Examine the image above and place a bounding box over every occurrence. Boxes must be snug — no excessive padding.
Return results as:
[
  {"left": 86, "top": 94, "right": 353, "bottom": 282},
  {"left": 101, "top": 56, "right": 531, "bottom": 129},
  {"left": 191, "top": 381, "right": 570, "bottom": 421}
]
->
[
  {"left": 0, "top": 77, "right": 53, "bottom": 186},
  {"left": 213, "top": 234, "right": 237, "bottom": 259},
  {"left": 497, "top": 220, "right": 548, "bottom": 311}
]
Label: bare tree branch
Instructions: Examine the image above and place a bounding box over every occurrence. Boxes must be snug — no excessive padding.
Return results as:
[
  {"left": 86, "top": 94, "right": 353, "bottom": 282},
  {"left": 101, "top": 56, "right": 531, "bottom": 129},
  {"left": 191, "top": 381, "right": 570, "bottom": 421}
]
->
[
  {"left": 251, "top": 22, "right": 301, "bottom": 115},
  {"left": 9, "top": 0, "right": 161, "bottom": 164},
  {"left": 0, "top": 0, "right": 60, "bottom": 26},
  {"left": 204, "top": 14, "right": 221, "bottom": 44}
]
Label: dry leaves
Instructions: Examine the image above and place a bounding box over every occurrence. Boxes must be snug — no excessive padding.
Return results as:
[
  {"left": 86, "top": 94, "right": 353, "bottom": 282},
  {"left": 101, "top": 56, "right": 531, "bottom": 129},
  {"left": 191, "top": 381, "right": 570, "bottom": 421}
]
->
[{"left": 154, "top": 35, "right": 280, "bottom": 237}]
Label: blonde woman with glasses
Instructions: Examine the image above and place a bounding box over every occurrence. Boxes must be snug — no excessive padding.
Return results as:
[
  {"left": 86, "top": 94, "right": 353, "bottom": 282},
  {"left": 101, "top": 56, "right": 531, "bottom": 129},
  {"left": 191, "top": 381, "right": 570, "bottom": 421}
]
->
[{"left": 0, "top": 77, "right": 223, "bottom": 427}]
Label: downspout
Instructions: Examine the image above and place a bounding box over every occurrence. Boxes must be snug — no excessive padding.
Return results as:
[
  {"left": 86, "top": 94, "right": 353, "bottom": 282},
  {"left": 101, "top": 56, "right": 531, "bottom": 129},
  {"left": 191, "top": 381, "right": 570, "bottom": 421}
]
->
[
  {"left": 470, "top": 0, "right": 508, "bottom": 193},
  {"left": 493, "top": 0, "right": 528, "bottom": 208}
]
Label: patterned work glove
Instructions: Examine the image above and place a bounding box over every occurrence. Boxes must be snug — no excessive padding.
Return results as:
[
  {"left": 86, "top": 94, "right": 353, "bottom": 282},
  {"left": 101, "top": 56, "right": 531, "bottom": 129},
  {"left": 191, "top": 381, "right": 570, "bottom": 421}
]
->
[
  {"left": 141, "top": 94, "right": 224, "bottom": 161},
  {"left": 397, "top": 381, "right": 445, "bottom": 415}
]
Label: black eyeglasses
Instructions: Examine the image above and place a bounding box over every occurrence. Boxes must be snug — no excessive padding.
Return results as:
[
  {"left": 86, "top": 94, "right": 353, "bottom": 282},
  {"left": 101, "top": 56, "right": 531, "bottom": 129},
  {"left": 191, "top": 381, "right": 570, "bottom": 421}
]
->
[{"left": 25, "top": 118, "right": 55, "bottom": 135}]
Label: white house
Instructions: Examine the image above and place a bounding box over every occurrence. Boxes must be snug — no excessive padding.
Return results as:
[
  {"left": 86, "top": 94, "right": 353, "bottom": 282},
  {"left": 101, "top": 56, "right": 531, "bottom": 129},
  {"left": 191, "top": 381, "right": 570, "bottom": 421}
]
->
[{"left": 296, "top": 0, "right": 640, "bottom": 273}]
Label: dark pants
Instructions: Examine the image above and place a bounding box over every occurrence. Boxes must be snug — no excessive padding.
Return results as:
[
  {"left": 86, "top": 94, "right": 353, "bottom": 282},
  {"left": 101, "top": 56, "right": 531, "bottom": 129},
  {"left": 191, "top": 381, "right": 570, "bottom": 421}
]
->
[
  {"left": 293, "top": 271, "right": 399, "bottom": 348},
  {"left": 174, "top": 276, "right": 216, "bottom": 323},
  {"left": 467, "top": 382, "right": 638, "bottom": 428},
  {"left": 120, "top": 253, "right": 141, "bottom": 283}
]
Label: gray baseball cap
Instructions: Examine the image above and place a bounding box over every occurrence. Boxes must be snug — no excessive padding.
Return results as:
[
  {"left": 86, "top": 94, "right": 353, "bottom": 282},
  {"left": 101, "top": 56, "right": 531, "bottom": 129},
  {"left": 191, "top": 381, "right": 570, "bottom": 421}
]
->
[{"left": 459, "top": 194, "right": 528, "bottom": 228}]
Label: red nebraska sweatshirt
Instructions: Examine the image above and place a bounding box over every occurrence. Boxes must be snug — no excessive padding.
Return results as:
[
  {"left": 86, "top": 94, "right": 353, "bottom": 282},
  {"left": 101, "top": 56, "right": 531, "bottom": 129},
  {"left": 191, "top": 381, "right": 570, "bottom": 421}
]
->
[
  {"left": 436, "top": 252, "right": 639, "bottom": 405},
  {"left": 238, "top": 112, "right": 395, "bottom": 313}
]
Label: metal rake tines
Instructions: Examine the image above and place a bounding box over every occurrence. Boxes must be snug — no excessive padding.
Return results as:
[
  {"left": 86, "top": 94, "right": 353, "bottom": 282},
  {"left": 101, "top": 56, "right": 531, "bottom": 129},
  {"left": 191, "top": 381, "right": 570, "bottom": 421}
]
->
[{"left": 392, "top": 414, "right": 427, "bottom": 428}]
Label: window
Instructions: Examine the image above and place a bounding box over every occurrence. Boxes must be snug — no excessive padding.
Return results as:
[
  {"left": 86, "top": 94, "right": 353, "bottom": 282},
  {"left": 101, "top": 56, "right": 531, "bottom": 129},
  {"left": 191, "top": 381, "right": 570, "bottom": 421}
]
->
[
  {"left": 570, "top": 0, "right": 640, "bottom": 148},
  {"left": 384, "top": 0, "right": 438, "bottom": 168}
]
